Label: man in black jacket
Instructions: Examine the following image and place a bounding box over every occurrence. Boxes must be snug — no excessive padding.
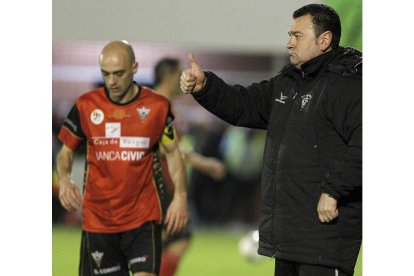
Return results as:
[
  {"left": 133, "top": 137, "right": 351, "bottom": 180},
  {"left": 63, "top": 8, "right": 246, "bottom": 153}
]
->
[{"left": 180, "top": 4, "right": 361, "bottom": 276}]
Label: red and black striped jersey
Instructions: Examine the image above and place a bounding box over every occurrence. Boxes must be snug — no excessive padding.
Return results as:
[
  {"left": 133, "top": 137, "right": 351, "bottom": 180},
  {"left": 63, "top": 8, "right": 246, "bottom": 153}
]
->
[{"left": 58, "top": 85, "right": 174, "bottom": 233}]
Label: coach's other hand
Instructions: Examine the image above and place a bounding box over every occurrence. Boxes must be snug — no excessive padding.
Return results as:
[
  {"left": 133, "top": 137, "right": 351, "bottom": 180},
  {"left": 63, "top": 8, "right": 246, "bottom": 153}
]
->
[{"left": 317, "top": 193, "right": 339, "bottom": 223}]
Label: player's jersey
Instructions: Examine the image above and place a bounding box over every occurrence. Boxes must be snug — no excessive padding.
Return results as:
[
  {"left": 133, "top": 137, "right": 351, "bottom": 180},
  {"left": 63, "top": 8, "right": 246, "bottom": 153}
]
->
[{"left": 58, "top": 85, "right": 174, "bottom": 233}]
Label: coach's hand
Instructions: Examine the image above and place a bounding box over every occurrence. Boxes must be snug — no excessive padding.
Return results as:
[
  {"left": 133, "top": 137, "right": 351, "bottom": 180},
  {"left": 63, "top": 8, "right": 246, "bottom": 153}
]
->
[
  {"left": 59, "top": 176, "right": 82, "bottom": 212},
  {"left": 317, "top": 193, "right": 338, "bottom": 223},
  {"left": 180, "top": 53, "right": 206, "bottom": 94},
  {"left": 165, "top": 192, "right": 188, "bottom": 235}
]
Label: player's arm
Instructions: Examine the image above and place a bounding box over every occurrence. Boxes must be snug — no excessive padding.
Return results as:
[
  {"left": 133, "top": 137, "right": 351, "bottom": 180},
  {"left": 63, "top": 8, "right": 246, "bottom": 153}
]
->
[
  {"left": 160, "top": 125, "right": 188, "bottom": 235},
  {"left": 182, "top": 149, "right": 226, "bottom": 181},
  {"left": 56, "top": 144, "right": 81, "bottom": 212},
  {"left": 56, "top": 104, "right": 84, "bottom": 212}
]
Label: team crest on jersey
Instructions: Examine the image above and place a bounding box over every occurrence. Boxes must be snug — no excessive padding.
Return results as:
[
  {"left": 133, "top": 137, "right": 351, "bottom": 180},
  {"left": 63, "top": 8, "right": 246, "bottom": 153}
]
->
[
  {"left": 137, "top": 107, "right": 151, "bottom": 122},
  {"left": 91, "top": 109, "right": 104, "bottom": 125},
  {"left": 91, "top": 251, "right": 104, "bottom": 268},
  {"left": 300, "top": 94, "right": 312, "bottom": 111}
]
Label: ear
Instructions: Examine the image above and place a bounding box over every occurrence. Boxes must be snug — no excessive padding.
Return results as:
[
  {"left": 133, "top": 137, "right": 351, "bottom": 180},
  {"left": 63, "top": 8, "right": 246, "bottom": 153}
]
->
[
  {"left": 319, "top": 31, "right": 333, "bottom": 51},
  {"left": 132, "top": 62, "right": 139, "bottom": 74}
]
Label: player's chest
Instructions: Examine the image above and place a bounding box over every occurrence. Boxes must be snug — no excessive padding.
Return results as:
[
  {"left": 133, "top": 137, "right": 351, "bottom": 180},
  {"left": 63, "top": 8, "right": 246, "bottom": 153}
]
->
[{"left": 80, "top": 103, "right": 164, "bottom": 147}]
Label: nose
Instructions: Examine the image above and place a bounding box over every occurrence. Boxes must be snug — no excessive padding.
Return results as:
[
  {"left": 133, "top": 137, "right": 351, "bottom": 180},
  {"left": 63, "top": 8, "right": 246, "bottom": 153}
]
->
[
  {"left": 108, "top": 74, "right": 117, "bottom": 85},
  {"left": 286, "top": 37, "right": 293, "bottom": 49}
]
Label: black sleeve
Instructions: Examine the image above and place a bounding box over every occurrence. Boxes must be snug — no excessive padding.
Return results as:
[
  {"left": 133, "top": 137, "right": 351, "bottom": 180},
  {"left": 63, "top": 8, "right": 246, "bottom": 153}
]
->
[
  {"left": 165, "top": 103, "right": 175, "bottom": 128},
  {"left": 62, "top": 104, "right": 85, "bottom": 139},
  {"left": 191, "top": 71, "right": 274, "bottom": 129},
  {"left": 321, "top": 76, "right": 362, "bottom": 200},
  {"left": 162, "top": 103, "right": 176, "bottom": 142}
]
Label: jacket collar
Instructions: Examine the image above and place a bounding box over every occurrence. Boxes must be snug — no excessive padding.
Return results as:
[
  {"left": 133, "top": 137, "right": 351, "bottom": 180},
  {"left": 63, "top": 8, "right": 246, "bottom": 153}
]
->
[
  {"left": 300, "top": 49, "right": 338, "bottom": 77},
  {"left": 282, "top": 47, "right": 345, "bottom": 80}
]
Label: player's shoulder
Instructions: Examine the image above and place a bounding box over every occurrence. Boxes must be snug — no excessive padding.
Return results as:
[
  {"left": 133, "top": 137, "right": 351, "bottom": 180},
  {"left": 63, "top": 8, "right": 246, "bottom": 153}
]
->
[{"left": 140, "top": 86, "right": 170, "bottom": 105}]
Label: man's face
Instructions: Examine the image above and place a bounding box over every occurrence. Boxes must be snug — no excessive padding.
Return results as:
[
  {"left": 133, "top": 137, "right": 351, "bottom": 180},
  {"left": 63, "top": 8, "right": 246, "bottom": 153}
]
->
[
  {"left": 286, "top": 14, "right": 324, "bottom": 69},
  {"left": 171, "top": 66, "right": 183, "bottom": 96},
  {"left": 99, "top": 52, "right": 137, "bottom": 102}
]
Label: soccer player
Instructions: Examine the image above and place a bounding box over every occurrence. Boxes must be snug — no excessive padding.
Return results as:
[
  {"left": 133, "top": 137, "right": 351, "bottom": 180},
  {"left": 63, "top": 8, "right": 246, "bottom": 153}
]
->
[
  {"left": 56, "top": 40, "right": 188, "bottom": 276},
  {"left": 153, "top": 58, "right": 226, "bottom": 276}
]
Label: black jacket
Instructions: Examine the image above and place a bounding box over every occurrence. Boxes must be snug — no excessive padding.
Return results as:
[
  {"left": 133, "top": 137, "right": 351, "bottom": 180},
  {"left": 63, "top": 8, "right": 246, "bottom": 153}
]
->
[{"left": 192, "top": 47, "right": 362, "bottom": 275}]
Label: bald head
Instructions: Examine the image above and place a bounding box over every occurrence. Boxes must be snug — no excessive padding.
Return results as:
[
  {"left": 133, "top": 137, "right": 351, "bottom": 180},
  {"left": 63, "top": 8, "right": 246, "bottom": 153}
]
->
[
  {"left": 99, "top": 40, "right": 139, "bottom": 103},
  {"left": 100, "top": 40, "right": 136, "bottom": 67}
]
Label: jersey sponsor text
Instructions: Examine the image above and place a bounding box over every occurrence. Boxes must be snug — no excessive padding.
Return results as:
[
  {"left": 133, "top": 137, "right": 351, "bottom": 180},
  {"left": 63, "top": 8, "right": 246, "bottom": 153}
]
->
[
  {"left": 95, "top": 150, "right": 145, "bottom": 161},
  {"left": 93, "top": 264, "right": 121, "bottom": 275}
]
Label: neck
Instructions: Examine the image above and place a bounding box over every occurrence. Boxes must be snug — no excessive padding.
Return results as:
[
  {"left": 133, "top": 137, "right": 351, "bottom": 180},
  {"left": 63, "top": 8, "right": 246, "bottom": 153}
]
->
[
  {"left": 114, "top": 83, "right": 138, "bottom": 104},
  {"left": 154, "top": 83, "right": 172, "bottom": 100}
]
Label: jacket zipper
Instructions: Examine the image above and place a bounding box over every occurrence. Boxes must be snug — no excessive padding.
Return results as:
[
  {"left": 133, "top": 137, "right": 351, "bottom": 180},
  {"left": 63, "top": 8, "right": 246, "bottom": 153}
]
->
[{"left": 272, "top": 78, "right": 303, "bottom": 257}]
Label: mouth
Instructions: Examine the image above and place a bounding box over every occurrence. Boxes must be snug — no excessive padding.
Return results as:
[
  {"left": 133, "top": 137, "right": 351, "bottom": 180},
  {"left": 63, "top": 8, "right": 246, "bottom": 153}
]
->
[{"left": 288, "top": 53, "right": 296, "bottom": 59}]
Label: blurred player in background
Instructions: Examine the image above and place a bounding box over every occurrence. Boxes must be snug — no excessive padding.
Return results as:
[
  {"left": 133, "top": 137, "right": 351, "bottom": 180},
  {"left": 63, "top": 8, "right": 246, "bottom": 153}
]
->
[
  {"left": 56, "top": 41, "right": 188, "bottom": 276},
  {"left": 153, "top": 58, "right": 226, "bottom": 276}
]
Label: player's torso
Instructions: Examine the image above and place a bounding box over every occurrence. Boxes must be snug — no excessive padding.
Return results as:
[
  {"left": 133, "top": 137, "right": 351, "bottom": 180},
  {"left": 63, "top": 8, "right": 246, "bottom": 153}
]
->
[
  {"left": 79, "top": 87, "right": 167, "bottom": 147},
  {"left": 77, "top": 87, "right": 169, "bottom": 232}
]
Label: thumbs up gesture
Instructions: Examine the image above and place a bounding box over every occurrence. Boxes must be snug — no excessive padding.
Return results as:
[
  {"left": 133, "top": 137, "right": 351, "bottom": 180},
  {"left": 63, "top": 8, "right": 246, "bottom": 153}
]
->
[{"left": 180, "top": 53, "right": 206, "bottom": 94}]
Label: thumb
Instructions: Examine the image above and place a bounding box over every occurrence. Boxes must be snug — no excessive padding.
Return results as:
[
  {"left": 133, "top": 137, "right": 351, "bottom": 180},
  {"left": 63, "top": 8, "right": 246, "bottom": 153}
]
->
[{"left": 188, "top": 52, "right": 198, "bottom": 69}]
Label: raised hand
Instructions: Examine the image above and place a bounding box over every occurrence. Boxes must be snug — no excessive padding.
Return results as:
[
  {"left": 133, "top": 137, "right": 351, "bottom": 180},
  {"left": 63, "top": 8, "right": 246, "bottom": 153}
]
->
[{"left": 180, "top": 53, "right": 206, "bottom": 94}]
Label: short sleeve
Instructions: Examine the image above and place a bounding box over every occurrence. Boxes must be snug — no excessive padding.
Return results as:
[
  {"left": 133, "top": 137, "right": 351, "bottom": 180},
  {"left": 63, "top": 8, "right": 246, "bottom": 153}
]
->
[{"left": 58, "top": 104, "right": 85, "bottom": 150}]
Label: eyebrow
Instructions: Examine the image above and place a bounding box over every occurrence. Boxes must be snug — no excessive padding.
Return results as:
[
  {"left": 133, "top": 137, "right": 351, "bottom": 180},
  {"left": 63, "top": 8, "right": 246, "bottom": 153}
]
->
[{"left": 288, "top": 31, "right": 302, "bottom": 36}]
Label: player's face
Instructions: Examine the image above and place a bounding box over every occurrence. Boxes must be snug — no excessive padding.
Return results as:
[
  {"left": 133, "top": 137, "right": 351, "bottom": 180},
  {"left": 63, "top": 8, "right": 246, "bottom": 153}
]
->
[
  {"left": 286, "top": 14, "right": 324, "bottom": 69},
  {"left": 100, "top": 52, "right": 138, "bottom": 103},
  {"left": 172, "top": 66, "right": 183, "bottom": 96}
]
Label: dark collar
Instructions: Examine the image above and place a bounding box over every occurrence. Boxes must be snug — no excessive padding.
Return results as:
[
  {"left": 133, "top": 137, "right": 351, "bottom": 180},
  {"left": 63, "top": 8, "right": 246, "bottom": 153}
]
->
[
  {"left": 104, "top": 81, "right": 141, "bottom": 105},
  {"left": 282, "top": 47, "right": 344, "bottom": 80}
]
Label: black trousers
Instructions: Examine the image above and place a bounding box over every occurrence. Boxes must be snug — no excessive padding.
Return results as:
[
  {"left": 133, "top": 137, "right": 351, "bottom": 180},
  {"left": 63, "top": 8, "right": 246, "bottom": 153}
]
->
[{"left": 275, "top": 260, "right": 349, "bottom": 276}]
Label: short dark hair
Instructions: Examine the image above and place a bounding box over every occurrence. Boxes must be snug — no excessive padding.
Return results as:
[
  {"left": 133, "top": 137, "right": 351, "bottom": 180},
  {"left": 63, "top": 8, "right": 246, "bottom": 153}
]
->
[
  {"left": 293, "top": 4, "right": 341, "bottom": 49},
  {"left": 154, "top": 58, "right": 180, "bottom": 87}
]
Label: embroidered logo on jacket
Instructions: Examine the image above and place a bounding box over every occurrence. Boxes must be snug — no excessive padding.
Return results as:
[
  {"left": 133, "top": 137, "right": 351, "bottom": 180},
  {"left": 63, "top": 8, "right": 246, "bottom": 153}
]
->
[
  {"left": 275, "top": 92, "right": 288, "bottom": 104},
  {"left": 300, "top": 94, "right": 312, "bottom": 111},
  {"left": 137, "top": 107, "right": 151, "bottom": 122}
]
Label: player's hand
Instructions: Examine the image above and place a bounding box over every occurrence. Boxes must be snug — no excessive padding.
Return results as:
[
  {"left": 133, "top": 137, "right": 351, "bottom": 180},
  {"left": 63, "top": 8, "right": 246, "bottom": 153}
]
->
[
  {"left": 317, "top": 192, "right": 339, "bottom": 223},
  {"left": 58, "top": 176, "right": 82, "bottom": 212},
  {"left": 207, "top": 161, "right": 226, "bottom": 181},
  {"left": 180, "top": 53, "right": 206, "bottom": 94},
  {"left": 165, "top": 192, "right": 188, "bottom": 235}
]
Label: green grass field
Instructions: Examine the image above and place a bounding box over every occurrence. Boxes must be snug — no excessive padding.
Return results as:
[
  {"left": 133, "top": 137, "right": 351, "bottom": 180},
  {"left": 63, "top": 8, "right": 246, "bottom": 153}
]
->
[{"left": 53, "top": 225, "right": 362, "bottom": 275}]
